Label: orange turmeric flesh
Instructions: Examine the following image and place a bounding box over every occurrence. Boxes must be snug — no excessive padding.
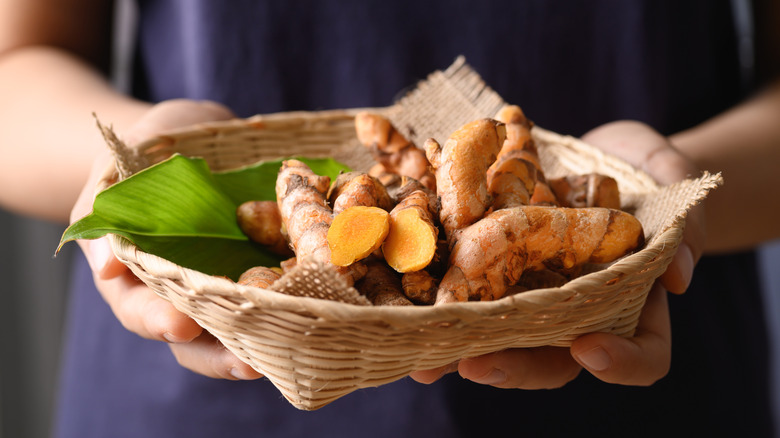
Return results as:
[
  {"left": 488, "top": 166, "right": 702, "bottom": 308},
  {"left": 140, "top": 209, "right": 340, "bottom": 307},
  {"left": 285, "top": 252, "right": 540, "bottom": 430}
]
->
[
  {"left": 328, "top": 206, "right": 390, "bottom": 266},
  {"left": 382, "top": 190, "right": 438, "bottom": 273},
  {"left": 383, "top": 208, "right": 438, "bottom": 272},
  {"left": 275, "top": 159, "right": 367, "bottom": 285}
]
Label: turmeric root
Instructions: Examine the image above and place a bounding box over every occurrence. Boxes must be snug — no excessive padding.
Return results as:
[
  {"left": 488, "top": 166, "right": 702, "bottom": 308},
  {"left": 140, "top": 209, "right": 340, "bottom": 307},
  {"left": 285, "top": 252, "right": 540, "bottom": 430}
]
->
[
  {"left": 388, "top": 176, "right": 440, "bottom": 218},
  {"left": 402, "top": 270, "right": 438, "bottom": 305},
  {"left": 487, "top": 156, "right": 537, "bottom": 210},
  {"left": 435, "top": 206, "right": 644, "bottom": 303},
  {"left": 237, "top": 266, "right": 283, "bottom": 289},
  {"left": 327, "top": 206, "right": 390, "bottom": 266},
  {"left": 368, "top": 163, "right": 402, "bottom": 189},
  {"left": 327, "top": 171, "right": 394, "bottom": 215},
  {"left": 549, "top": 173, "right": 621, "bottom": 209},
  {"left": 355, "top": 112, "right": 410, "bottom": 154},
  {"left": 325, "top": 171, "right": 395, "bottom": 266},
  {"left": 489, "top": 105, "right": 558, "bottom": 206},
  {"left": 356, "top": 259, "right": 413, "bottom": 306},
  {"left": 280, "top": 256, "right": 297, "bottom": 273},
  {"left": 382, "top": 188, "right": 439, "bottom": 273},
  {"left": 236, "top": 200, "right": 294, "bottom": 257},
  {"left": 275, "top": 159, "right": 366, "bottom": 285},
  {"left": 424, "top": 118, "right": 506, "bottom": 241},
  {"left": 355, "top": 112, "right": 436, "bottom": 191}
]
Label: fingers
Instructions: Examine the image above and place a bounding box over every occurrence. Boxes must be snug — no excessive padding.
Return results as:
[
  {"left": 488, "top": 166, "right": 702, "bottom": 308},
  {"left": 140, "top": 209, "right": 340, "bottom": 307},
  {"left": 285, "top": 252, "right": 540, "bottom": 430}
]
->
[
  {"left": 571, "top": 282, "right": 671, "bottom": 385},
  {"left": 67, "top": 99, "right": 252, "bottom": 381},
  {"left": 410, "top": 348, "right": 582, "bottom": 390},
  {"left": 457, "top": 347, "right": 582, "bottom": 389},
  {"left": 582, "top": 120, "right": 699, "bottom": 185},
  {"left": 123, "top": 99, "right": 236, "bottom": 147},
  {"left": 659, "top": 242, "right": 694, "bottom": 294},
  {"left": 84, "top": 237, "right": 127, "bottom": 279},
  {"left": 85, "top": 238, "right": 258, "bottom": 382},
  {"left": 69, "top": 148, "right": 115, "bottom": 225},
  {"left": 422, "top": 282, "right": 671, "bottom": 389},
  {"left": 408, "top": 361, "right": 459, "bottom": 384},
  {"left": 169, "top": 332, "right": 263, "bottom": 380},
  {"left": 581, "top": 120, "right": 706, "bottom": 296},
  {"left": 411, "top": 121, "right": 682, "bottom": 390},
  {"left": 93, "top": 268, "right": 203, "bottom": 343}
]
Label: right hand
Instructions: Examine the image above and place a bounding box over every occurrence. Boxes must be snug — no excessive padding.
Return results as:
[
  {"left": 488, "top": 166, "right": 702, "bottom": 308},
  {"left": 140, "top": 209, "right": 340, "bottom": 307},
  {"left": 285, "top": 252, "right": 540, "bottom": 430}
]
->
[
  {"left": 71, "top": 99, "right": 263, "bottom": 380},
  {"left": 411, "top": 120, "right": 703, "bottom": 389}
]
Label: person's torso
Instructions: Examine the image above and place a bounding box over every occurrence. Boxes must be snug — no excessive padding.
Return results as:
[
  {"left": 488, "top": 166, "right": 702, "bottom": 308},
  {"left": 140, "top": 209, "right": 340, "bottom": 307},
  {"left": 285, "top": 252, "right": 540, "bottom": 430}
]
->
[{"left": 133, "top": 0, "right": 744, "bottom": 135}]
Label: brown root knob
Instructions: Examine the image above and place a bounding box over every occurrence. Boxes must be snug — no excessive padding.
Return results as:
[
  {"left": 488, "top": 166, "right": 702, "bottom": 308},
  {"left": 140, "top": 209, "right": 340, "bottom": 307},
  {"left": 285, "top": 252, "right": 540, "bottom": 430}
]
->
[
  {"left": 236, "top": 200, "right": 293, "bottom": 257},
  {"left": 237, "top": 266, "right": 283, "bottom": 289},
  {"left": 402, "top": 270, "right": 438, "bottom": 305},
  {"left": 549, "top": 173, "right": 621, "bottom": 209},
  {"left": 356, "top": 259, "right": 413, "bottom": 306}
]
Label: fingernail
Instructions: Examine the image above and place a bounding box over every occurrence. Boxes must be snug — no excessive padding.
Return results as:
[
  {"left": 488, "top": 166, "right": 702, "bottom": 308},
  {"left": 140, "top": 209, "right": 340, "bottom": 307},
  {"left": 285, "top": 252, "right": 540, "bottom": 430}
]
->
[
  {"left": 230, "top": 367, "right": 251, "bottom": 380},
  {"left": 443, "top": 360, "right": 460, "bottom": 375},
  {"left": 429, "top": 361, "right": 460, "bottom": 382},
  {"left": 576, "top": 346, "right": 612, "bottom": 371},
  {"left": 88, "top": 238, "right": 112, "bottom": 273},
  {"left": 470, "top": 368, "right": 506, "bottom": 385},
  {"left": 677, "top": 243, "right": 694, "bottom": 291},
  {"left": 163, "top": 332, "right": 191, "bottom": 344}
]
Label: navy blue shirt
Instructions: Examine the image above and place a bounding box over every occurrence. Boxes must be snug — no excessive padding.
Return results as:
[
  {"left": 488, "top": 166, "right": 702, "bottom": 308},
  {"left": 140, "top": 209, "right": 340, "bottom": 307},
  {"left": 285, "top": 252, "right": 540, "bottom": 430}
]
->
[{"left": 55, "top": 1, "right": 773, "bottom": 437}]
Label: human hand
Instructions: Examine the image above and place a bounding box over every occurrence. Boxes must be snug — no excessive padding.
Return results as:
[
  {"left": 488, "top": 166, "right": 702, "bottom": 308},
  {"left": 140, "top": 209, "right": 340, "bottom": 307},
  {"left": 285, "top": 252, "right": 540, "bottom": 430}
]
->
[
  {"left": 71, "top": 99, "right": 263, "bottom": 380},
  {"left": 410, "top": 120, "right": 702, "bottom": 388}
]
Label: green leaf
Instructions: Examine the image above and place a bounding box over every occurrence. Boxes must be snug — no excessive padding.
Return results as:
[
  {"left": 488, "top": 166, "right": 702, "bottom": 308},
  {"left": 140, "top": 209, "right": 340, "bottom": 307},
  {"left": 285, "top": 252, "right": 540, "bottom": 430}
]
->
[
  {"left": 58, "top": 154, "right": 350, "bottom": 280},
  {"left": 213, "top": 156, "right": 350, "bottom": 204}
]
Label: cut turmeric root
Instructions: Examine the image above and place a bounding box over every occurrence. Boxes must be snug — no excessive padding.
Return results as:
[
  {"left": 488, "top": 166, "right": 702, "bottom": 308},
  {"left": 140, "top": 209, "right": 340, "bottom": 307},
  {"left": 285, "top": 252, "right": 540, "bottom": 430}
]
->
[
  {"left": 382, "top": 188, "right": 439, "bottom": 273},
  {"left": 258, "top": 111, "right": 645, "bottom": 306},
  {"left": 328, "top": 206, "right": 390, "bottom": 266},
  {"left": 327, "top": 171, "right": 394, "bottom": 215},
  {"left": 275, "top": 159, "right": 366, "bottom": 285},
  {"left": 388, "top": 176, "right": 440, "bottom": 217},
  {"left": 436, "top": 205, "right": 644, "bottom": 303}
]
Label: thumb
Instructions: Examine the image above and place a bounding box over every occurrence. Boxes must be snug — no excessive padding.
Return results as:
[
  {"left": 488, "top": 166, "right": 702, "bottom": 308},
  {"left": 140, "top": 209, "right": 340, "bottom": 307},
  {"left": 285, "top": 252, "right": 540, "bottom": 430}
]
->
[
  {"left": 122, "top": 99, "right": 235, "bottom": 147},
  {"left": 84, "top": 237, "right": 127, "bottom": 280}
]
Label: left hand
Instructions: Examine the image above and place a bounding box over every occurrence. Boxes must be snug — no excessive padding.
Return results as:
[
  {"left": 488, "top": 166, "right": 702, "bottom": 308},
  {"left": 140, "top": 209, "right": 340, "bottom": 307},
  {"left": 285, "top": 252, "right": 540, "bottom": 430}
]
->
[
  {"left": 72, "top": 99, "right": 264, "bottom": 380},
  {"left": 410, "top": 120, "right": 703, "bottom": 388}
]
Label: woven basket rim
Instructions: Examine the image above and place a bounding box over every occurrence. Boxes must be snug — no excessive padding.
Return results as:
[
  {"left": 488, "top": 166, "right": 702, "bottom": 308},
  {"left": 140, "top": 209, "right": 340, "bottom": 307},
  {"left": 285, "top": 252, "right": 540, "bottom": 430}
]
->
[{"left": 101, "top": 108, "right": 694, "bottom": 324}]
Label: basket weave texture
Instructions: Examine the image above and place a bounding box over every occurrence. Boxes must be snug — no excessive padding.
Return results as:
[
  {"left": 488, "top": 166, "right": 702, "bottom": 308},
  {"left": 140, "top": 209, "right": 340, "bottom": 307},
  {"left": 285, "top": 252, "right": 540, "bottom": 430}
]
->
[{"left": 98, "top": 58, "right": 722, "bottom": 410}]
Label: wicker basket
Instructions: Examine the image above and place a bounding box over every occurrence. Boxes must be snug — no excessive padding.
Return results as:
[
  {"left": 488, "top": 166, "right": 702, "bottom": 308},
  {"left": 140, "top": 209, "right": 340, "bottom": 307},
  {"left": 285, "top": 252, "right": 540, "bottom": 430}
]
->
[{"left": 96, "top": 59, "right": 722, "bottom": 410}]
